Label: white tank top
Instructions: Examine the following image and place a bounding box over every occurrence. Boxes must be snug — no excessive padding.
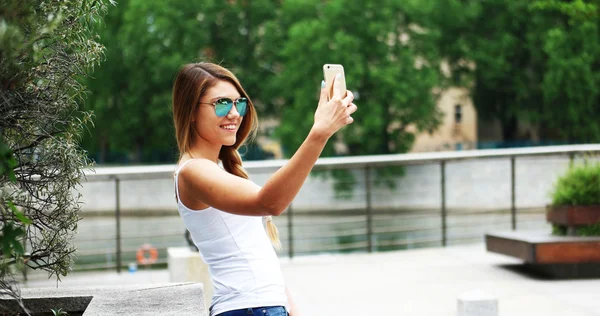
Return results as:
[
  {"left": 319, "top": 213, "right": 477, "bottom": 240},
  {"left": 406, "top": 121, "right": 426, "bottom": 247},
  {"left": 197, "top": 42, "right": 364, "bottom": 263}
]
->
[{"left": 174, "top": 159, "right": 288, "bottom": 316}]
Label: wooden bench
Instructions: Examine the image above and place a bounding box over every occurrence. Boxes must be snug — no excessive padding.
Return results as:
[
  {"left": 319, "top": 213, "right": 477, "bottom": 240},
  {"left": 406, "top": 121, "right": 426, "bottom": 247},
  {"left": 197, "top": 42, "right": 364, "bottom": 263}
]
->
[
  {"left": 486, "top": 205, "right": 600, "bottom": 278},
  {"left": 486, "top": 231, "right": 600, "bottom": 264},
  {"left": 485, "top": 231, "right": 600, "bottom": 278}
]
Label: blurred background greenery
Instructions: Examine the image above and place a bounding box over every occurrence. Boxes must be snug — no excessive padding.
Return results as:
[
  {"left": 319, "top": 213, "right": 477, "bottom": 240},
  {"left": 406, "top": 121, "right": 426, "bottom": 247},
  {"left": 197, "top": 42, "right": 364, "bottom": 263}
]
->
[{"left": 81, "top": 0, "right": 600, "bottom": 165}]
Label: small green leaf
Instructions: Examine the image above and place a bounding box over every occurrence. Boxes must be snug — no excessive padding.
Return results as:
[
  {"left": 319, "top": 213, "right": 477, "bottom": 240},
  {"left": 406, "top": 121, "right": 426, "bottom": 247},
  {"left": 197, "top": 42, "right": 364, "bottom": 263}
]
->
[
  {"left": 8, "top": 201, "right": 32, "bottom": 225},
  {"left": 1, "top": 223, "right": 15, "bottom": 257},
  {"left": 1, "top": 238, "right": 11, "bottom": 258},
  {"left": 1, "top": 222, "right": 26, "bottom": 257},
  {"left": 7, "top": 170, "right": 16, "bottom": 182},
  {"left": 11, "top": 238, "right": 24, "bottom": 255}
]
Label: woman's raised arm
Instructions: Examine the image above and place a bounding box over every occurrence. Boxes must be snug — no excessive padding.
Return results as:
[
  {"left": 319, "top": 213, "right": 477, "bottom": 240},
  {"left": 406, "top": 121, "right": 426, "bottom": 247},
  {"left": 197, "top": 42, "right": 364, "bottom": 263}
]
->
[{"left": 179, "top": 76, "right": 357, "bottom": 216}]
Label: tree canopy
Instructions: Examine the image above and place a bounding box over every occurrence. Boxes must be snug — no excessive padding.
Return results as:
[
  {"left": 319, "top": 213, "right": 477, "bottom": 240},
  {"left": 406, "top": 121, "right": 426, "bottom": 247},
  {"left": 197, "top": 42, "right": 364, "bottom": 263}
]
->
[
  {"left": 82, "top": 0, "right": 600, "bottom": 163},
  {"left": 437, "top": 0, "right": 599, "bottom": 143}
]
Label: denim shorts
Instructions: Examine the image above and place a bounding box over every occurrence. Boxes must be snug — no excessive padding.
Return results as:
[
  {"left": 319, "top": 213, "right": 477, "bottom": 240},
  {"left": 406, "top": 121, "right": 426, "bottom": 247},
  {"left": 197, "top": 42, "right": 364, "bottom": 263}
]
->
[{"left": 215, "top": 305, "right": 288, "bottom": 316}]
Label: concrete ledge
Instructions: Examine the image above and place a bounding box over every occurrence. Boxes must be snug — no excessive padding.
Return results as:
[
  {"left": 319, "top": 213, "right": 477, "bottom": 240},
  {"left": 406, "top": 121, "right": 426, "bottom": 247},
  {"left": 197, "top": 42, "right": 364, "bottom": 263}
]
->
[
  {"left": 168, "top": 247, "right": 213, "bottom": 306},
  {"left": 0, "top": 283, "right": 206, "bottom": 316}
]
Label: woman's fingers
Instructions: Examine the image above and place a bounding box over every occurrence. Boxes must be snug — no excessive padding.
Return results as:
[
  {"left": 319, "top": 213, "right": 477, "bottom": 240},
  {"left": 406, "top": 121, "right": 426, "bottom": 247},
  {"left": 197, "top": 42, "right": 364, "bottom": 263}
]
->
[
  {"left": 345, "top": 103, "right": 357, "bottom": 125},
  {"left": 344, "top": 90, "right": 354, "bottom": 105},
  {"left": 314, "top": 78, "right": 357, "bottom": 134},
  {"left": 332, "top": 74, "right": 343, "bottom": 100},
  {"left": 318, "top": 80, "right": 328, "bottom": 106},
  {"left": 347, "top": 103, "right": 358, "bottom": 115}
]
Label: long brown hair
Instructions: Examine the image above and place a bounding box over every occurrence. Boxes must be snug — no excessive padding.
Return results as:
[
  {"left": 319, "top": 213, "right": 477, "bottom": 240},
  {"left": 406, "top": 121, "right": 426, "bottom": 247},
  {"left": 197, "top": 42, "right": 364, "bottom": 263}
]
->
[{"left": 172, "top": 62, "right": 281, "bottom": 249}]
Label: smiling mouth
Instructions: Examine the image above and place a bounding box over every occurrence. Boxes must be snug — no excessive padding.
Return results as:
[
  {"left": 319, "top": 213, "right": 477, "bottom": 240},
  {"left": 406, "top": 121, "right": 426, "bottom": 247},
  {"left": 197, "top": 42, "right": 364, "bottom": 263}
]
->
[{"left": 220, "top": 124, "right": 237, "bottom": 131}]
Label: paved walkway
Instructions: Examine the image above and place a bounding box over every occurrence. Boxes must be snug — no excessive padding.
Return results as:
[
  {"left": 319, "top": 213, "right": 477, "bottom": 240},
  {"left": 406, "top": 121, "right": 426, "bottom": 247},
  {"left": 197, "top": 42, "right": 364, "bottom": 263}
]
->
[{"left": 23, "top": 243, "right": 600, "bottom": 316}]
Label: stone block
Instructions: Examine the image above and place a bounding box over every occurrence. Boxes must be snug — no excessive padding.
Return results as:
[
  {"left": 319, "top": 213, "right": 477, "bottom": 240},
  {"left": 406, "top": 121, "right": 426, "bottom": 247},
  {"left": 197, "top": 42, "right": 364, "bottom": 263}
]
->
[
  {"left": 457, "top": 289, "right": 498, "bottom": 316},
  {"left": 168, "top": 247, "right": 212, "bottom": 306}
]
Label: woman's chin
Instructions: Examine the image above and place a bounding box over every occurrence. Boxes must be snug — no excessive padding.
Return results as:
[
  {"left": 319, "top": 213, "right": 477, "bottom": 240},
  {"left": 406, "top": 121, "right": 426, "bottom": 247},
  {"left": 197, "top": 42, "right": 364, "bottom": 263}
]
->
[{"left": 224, "top": 138, "right": 236, "bottom": 146}]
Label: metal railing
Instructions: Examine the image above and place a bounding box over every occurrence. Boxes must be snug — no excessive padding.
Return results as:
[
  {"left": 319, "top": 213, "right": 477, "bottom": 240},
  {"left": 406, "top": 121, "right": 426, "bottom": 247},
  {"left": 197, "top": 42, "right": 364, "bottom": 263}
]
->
[{"left": 79, "top": 144, "right": 600, "bottom": 272}]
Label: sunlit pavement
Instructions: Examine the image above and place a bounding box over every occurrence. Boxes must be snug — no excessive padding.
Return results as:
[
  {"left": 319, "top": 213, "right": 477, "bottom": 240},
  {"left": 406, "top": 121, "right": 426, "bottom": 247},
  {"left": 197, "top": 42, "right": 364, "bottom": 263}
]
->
[{"left": 23, "top": 243, "right": 600, "bottom": 316}]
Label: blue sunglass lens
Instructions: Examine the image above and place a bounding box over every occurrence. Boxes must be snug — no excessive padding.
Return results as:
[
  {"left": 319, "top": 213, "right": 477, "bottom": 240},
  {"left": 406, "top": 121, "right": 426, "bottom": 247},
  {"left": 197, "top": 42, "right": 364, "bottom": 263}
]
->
[
  {"left": 236, "top": 98, "right": 248, "bottom": 116},
  {"left": 215, "top": 98, "right": 248, "bottom": 117},
  {"left": 215, "top": 99, "right": 233, "bottom": 117}
]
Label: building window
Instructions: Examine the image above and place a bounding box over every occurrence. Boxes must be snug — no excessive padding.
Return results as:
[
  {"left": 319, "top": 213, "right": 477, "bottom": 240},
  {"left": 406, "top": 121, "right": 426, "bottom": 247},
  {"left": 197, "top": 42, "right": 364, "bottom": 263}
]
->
[{"left": 454, "top": 105, "right": 462, "bottom": 124}]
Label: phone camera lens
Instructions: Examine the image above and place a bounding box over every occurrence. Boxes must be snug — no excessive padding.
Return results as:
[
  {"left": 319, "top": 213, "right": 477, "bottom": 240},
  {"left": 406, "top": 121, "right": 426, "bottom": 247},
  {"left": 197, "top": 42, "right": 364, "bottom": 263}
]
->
[{"left": 327, "top": 66, "right": 330, "bottom": 69}]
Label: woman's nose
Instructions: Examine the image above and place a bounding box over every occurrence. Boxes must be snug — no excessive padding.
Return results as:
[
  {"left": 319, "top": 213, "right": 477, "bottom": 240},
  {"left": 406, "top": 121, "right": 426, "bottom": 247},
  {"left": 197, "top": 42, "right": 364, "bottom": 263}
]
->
[{"left": 226, "top": 104, "right": 240, "bottom": 118}]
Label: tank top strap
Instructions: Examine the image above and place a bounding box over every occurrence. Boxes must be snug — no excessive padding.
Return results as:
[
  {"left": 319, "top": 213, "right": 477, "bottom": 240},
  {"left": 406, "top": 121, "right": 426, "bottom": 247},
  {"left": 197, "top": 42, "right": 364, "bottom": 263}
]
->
[{"left": 174, "top": 159, "right": 197, "bottom": 202}]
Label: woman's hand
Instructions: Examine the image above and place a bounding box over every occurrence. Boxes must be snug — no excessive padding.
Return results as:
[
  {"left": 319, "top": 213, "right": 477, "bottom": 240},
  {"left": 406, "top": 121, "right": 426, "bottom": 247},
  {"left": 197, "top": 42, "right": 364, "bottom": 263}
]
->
[{"left": 312, "top": 74, "right": 357, "bottom": 139}]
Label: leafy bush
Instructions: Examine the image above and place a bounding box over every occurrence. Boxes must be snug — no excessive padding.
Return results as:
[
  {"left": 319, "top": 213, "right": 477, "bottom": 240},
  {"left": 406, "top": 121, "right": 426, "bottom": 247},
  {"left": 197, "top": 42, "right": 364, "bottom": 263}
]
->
[
  {"left": 551, "top": 161, "right": 600, "bottom": 206},
  {"left": 550, "top": 160, "right": 600, "bottom": 236}
]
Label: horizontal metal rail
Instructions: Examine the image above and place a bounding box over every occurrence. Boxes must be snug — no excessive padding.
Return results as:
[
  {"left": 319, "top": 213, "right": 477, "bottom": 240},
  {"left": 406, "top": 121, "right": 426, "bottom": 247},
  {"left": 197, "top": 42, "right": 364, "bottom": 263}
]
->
[
  {"left": 83, "top": 144, "right": 600, "bottom": 181},
  {"left": 68, "top": 144, "right": 599, "bottom": 272}
]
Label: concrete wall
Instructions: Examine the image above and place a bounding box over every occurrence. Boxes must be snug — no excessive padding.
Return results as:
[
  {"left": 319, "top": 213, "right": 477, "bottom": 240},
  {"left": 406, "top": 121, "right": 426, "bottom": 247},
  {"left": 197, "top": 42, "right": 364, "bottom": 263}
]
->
[{"left": 77, "top": 155, "right": 590, "bottom": 215}]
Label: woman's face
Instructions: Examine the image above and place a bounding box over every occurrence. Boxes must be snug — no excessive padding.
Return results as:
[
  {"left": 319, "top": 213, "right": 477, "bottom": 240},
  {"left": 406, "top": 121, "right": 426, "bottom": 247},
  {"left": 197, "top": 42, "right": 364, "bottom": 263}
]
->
[{"left": 194, "top": 80, "right": 244, "bottom": 147}]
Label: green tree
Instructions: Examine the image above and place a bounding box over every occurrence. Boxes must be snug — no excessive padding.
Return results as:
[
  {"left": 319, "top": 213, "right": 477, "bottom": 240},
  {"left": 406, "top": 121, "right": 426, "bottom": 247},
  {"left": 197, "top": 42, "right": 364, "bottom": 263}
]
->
[
  {"left": 436, "top": 0, "right": 542, "bottom": 142},
  {"left": 436, "top": 0, "right": 600, "bottom": 143},
  {"left": 82, "top": 1, "right": 129, "bottom": 164},
  {"left": 84, "top": 0, "right": 279, "bottom": 163},
  {"left": 84, "top": 0, "right": 208, "bottom": 163},
  {"left": 534, "top": 0, "right": 600, "bottom": 142},
  {"left": 261, "top": 0, "right": 444, "bottom": 157},
  {"left": 0, "top": 0, "right": 111, "bottom": 302},
  {"left": 251, "top": 0, "right": 448, "bottom": 194}
]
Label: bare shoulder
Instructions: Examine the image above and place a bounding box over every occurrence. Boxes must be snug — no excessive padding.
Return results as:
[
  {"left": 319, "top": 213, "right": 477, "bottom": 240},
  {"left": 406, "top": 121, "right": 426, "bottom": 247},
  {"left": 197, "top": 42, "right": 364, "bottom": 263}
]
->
[
  {"left": 177, "top": 158, "right": 264, "bottom": 215},
  {"left": 178, "top": 158, "right": 233, "bottom": 191},
  {"left": 179, "top": 158, "right": 222, "bottom": 180}
]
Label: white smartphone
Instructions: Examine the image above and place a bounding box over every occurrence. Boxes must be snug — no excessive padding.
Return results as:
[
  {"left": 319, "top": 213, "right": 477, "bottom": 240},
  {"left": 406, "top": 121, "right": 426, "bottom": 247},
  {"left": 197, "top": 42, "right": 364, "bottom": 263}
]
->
[{"left": 323, "top": 64, "right": 347, "bottom": 100}]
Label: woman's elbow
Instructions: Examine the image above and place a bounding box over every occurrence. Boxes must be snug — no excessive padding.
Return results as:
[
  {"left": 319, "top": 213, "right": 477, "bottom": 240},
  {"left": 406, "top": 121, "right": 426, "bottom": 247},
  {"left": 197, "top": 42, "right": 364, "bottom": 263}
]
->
[
  {"left": 271, "top": 205, "right": 287, "bottom": 216},
  {"left": 255, "top": 192, "right": 287, "bottom": 216},
  {"left": 258, "top": 200, "right": 286, "bottom": 216}
]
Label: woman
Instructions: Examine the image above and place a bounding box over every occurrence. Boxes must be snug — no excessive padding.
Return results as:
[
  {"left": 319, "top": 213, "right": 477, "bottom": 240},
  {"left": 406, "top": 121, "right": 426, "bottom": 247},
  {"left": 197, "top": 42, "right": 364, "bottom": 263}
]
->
[{"left": 172, "top": 62, "right": 356, "bottom": 316}]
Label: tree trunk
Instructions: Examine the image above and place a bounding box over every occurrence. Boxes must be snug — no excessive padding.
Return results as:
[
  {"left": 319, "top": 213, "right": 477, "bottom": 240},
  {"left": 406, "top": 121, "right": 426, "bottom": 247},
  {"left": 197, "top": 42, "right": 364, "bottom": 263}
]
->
[{"left": 501, "top": 114, "right": 519, "bottom": 142}]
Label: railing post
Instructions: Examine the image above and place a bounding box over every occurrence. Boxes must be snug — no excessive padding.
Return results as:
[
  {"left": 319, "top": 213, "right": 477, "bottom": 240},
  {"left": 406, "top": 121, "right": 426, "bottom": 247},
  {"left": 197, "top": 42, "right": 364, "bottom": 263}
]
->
[
  {"left": 511, "top": 156, "right": 516, "bottom": 230},
  {"left": 365, "top": 166, "right": 373, "bottom": 253},
  {"left": 287, "top": 203, "right": 294, "bottom": 259},
  {"left": 441, "top": 160, "right": 447, "bottom": 247},
  {"left": 115, "top": 177, "right": 122, "bottom": 273}
]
